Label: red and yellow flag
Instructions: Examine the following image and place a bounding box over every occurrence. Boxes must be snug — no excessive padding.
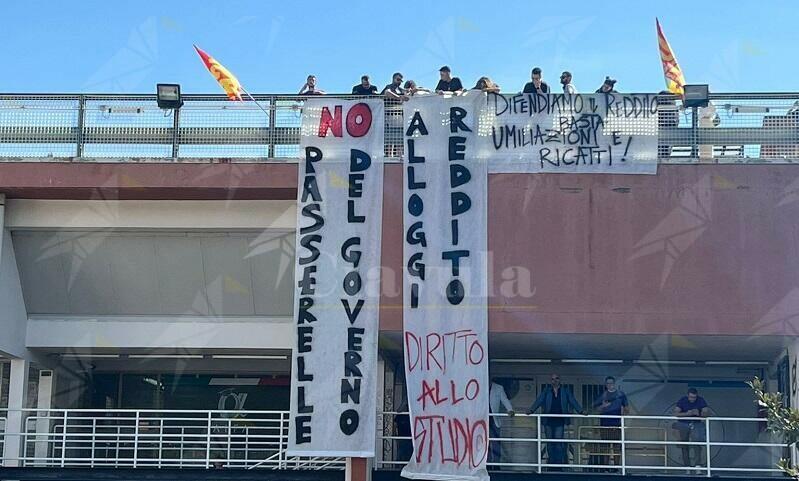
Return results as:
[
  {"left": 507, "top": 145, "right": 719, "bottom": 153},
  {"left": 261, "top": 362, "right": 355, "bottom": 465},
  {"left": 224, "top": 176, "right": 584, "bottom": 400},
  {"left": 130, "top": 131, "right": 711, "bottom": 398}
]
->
[
  {"left": 193, "top": 45, "right": 243, "bottom": 101},
  {"left": 656, "top": 18, "right": 686, "bottom": 96}
]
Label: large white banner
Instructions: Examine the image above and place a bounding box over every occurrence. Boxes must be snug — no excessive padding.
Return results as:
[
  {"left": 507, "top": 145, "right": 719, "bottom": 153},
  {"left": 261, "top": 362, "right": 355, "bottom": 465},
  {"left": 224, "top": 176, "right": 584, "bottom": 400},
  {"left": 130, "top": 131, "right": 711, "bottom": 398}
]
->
[
  {"left": 402, "top": 93, "right": 490, "bottom": 481},
  {"left": 478, "top": 92, "right": 659, "bottom": 174},
  {"left": 288, "top": 98, "right": 384, "bottom": 457}
]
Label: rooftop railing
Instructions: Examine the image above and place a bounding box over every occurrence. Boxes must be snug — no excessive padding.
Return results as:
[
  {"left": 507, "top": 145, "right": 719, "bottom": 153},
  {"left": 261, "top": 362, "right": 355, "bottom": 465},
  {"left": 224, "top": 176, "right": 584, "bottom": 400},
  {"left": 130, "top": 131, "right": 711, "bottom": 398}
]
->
[
  {"left": 0, "top": 409, "right": 789, "bottom": 477},
  {"left": 0, "top": 93, "right": 798, "bottom": 163}
]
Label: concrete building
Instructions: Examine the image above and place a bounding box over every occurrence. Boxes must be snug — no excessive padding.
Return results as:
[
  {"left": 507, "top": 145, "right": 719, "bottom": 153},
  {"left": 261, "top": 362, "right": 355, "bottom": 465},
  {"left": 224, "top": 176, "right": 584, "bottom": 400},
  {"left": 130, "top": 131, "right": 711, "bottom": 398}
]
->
[{"left": 0, "top": 92, "right": 798, "bottom": 480}]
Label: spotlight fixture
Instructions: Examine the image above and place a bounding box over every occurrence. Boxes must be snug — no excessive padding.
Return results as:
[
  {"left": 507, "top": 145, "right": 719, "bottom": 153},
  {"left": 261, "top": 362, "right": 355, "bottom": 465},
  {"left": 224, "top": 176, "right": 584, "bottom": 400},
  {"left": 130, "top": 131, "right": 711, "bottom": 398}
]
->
[
  {"left": 683, "top": 84, "right": 709, "bottom": 108},
  {"left": 156, "top": 83, "right": 184, "bottom": 110}
]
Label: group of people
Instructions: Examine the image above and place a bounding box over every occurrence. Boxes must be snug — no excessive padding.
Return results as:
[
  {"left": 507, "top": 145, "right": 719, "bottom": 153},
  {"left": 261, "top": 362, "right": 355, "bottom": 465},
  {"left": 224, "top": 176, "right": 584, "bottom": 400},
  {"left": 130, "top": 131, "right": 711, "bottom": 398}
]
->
[
  {"left": 488, "top": 375, "right": 710, "bottom": 471},
  {"left": 297, "top": 66, "right": 619, "bottom": 100}
]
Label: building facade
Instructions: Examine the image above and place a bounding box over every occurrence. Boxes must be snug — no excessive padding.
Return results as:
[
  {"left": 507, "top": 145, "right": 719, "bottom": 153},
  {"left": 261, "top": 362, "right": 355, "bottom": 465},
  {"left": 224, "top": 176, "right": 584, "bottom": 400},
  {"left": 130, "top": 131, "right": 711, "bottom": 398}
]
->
[{"left": 0, "top": 92, "right": 797, "bottom": 478}]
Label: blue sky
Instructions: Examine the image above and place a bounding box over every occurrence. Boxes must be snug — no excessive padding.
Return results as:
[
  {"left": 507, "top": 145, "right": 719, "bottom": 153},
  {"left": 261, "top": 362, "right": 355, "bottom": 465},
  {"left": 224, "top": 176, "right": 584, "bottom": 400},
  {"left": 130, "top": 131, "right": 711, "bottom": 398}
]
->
[{"left": 0, "top": 0, "right": 794, "bottom": 94}]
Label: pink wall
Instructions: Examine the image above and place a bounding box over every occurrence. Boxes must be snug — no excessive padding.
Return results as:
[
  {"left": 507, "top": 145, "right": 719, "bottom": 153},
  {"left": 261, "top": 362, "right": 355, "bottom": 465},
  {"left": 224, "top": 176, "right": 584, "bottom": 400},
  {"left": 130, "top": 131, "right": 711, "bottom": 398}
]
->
[
  {"left": 380, "top": 164, "right": 799, "bottom": 336},
  {"left": 0, "top": 162, "right": 796, "bottom": 336}
]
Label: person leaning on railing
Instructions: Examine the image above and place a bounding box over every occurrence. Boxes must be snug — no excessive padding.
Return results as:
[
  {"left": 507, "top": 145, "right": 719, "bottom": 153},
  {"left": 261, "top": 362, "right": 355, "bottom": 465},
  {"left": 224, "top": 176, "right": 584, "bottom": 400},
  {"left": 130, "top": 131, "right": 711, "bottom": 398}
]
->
[
  {"left": 488, "top": 378, "right": 515, "bottom": 466},
  {"left": 403, "top": 80, "right": 431, "bottom": 97},
  {"left": 473, "top": 77, "right": 501, "bottom": 94},
  {"left": 435, "top": 66, "right": 464, "bottom": 95},
  {"left": 352, "top": 75, "right": 378, "bottom": 95},
  {"left": 382, "top": 72, "right": 409, "bottom": 102},
  {"left": 672, "top": 387, "right": 711, "bottom": 470}
]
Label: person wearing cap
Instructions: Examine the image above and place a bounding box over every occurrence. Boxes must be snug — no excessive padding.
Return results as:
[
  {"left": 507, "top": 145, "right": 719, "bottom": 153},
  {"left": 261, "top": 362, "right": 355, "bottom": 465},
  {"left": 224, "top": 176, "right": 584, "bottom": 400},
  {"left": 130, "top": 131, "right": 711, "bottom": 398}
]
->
[
  {"left": 596, "top": 76, "right": 618, "bottom": 94},
  {"left": 560, "top": 71, "right": 577, "bottom": 94},
  {"left": 435, "top": 66, "right": 464, "bottom": 94},
  {"left": 352, "top": 75, "right": 378, "bottom": 95}
]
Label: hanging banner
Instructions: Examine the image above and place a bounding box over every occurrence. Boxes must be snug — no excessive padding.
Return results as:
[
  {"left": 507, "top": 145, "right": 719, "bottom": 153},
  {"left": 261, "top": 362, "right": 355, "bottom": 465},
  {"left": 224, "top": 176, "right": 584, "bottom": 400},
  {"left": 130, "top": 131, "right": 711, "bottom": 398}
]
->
[
  {"left": 478, "top": 92, "right": 659, "bottom": 174},
  {"left": 288, "top": 98, "right": 384, "bottom": 457},
  {"left": 402, "top": 93, "right": 490, "bottom": 481}
]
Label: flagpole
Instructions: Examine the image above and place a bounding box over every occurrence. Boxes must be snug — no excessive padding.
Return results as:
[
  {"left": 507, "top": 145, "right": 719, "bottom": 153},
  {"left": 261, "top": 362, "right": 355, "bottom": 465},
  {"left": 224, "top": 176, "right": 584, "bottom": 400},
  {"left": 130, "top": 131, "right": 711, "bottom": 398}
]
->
[{"left": 240, "top": 86, "right": 271, "bottom": 117}]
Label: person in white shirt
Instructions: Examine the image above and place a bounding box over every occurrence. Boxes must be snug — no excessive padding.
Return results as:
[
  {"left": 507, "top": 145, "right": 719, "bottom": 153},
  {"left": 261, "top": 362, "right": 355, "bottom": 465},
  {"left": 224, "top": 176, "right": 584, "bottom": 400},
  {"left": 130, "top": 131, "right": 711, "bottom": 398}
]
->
[
  {"left": 489, "top": 378, "right": 515, "bottom": 465},
  {"left": 560, "top": 71, "right": 577, "bottom": 94}
]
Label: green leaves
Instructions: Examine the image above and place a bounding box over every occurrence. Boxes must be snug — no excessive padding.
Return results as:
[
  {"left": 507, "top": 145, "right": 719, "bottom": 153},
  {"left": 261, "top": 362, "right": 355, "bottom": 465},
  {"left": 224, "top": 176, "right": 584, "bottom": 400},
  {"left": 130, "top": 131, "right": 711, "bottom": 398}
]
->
[{"left": 749, "top": 377, "right": 799, "bottom": 477}]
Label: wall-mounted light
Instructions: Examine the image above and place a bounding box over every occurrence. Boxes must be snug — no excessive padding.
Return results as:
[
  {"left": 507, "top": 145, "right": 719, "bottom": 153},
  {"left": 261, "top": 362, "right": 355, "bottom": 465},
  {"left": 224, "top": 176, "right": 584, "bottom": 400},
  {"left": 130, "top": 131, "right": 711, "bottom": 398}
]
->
[
  {"left": 156, "top": 83, "right": 184, "bottom": 110},
  {"left": 683, "top": 84, "right": 709, "bottom": 109}
]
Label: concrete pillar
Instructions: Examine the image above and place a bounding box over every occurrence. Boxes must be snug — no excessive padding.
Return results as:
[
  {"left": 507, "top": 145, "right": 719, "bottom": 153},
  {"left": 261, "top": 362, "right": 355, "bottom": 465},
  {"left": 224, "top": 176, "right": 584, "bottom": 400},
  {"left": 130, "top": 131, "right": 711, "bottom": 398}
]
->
[
  {"left": 33, "top": 370, "right": 54, "bottom": 463},
  {"left": 3, "top": 358, "right": 29, "bottom": 466}
]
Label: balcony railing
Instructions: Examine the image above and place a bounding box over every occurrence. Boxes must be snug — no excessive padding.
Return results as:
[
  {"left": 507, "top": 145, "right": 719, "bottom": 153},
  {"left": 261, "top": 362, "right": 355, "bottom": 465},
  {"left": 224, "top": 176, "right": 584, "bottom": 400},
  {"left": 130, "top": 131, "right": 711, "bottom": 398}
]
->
[
  {"left": 0, "top": 409, "right": 789, "bottom": 477},
  {"left": 2, "top": 409, "right": 341, "bottom": 470},
  {"left": 381, "top": 412, "right": 788, "bottom": 477},
  {"left": 0, "top": 416, "right": 5, "bottom": 459},
  {"left": 1, "top": 93, "right": 798, "bottom": 163}
]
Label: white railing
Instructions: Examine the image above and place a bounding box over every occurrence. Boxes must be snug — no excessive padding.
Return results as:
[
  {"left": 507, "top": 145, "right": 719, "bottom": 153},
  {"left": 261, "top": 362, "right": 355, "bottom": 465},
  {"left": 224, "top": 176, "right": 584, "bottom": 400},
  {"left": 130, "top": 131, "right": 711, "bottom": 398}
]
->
[
  {"left": 0, "top": 409, "right": 789, "bottom": 477},
  {"left": 379, "top": 412, "right": 790, "bottom": 477},
  {"left": 0, "top": 416, "right": 5, "bottom": 459},
  {"left": 0, "top": 409, "right": 343, "bottom": 470}
]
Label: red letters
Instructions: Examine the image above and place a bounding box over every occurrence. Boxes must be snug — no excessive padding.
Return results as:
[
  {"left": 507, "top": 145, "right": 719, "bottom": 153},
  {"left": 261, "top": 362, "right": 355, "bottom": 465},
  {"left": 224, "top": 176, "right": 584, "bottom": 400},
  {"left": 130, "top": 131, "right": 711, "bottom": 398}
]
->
[
  {"left": 318, "top": 106, "right": 342, "bottom": 137},
  {"left": 404, "top": 329, "right": 485, "bottom": 374},
  {"left": 413, "top": 415, "right": 488, "bottom": 468},
  {"left": 415, "top": 378, "right": 481, "bottom": 409},
  {"left": 346, "top": 103, "right": 372, "bottom": 137},
  {"left": 317, "top": 103, "right": 372, "bottom": 138}
]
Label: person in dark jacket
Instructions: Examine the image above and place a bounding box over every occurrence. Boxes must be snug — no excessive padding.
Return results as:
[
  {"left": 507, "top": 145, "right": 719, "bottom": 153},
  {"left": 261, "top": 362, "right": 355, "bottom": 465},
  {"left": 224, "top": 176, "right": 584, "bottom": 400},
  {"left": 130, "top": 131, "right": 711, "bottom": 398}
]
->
[
  {"left": 523, "top": 67, "right": 550, "bottom": 94},
  {"left": 528, "top": 374, "right": 586, "bottom": 467}
]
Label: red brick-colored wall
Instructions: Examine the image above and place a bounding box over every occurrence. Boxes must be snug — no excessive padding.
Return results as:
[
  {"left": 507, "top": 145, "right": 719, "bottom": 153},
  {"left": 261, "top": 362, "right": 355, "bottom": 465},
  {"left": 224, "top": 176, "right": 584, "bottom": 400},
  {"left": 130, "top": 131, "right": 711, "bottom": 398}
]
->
[{"left": 1, "top": 162, "right": 796, "bottom": 336}]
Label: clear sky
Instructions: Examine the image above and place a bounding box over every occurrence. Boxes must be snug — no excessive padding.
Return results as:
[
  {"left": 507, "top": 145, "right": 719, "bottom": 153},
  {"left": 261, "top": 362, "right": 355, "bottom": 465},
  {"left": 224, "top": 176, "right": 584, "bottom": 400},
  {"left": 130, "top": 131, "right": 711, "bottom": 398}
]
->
[{"left": 0, "top": 0, "right": 794, "bottom": 95}]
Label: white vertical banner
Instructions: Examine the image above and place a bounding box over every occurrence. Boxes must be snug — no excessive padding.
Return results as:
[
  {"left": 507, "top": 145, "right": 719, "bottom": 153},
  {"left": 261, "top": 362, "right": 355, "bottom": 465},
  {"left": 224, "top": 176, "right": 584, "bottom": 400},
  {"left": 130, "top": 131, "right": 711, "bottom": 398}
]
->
[
  {"left": 402, "top": 93, "right": 490, "bottom": 481},
  {"left": 288, "top": 98, "right": 384, "bottom": 457}
]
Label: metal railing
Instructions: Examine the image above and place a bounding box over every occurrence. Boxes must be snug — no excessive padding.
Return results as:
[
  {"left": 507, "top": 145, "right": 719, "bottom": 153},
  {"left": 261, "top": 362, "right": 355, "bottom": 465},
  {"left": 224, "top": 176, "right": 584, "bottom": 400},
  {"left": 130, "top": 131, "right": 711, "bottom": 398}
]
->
[
  {"left": 379, "top": 412, "right": 790, "bottom": 477},
  {"left": 0, "top": 417, "right": 5, "bottom": 459},
  {"left": 0, "top": 409, "right": 342, "bottom": 470},
  {"left": 1, "top": 93, "right": 799, "bottom": 162},
  {"left": 0, "top": 409, "right": 790, "bottom": 476}
]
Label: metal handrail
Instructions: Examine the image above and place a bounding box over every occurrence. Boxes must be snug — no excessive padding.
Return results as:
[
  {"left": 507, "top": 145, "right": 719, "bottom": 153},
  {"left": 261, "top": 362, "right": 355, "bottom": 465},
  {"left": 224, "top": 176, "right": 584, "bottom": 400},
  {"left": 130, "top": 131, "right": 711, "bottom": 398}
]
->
[
  {"left": 1, "top": 92, "right": 798, "bottom": 162},
  {"left": 2, "top": 409, "right": 343, "bottom": 470},
  {"left": 379, "top": 411, "right": 789, "bottom": 477},
  {"left": 0, "top": 416, "right": 5, "bottom": 457},
  {"left": 0, "top": 91, "right": 799, "bottom": 102},
  {"left": 0, "top": 408, "right": 790, "bottom": 476}
]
